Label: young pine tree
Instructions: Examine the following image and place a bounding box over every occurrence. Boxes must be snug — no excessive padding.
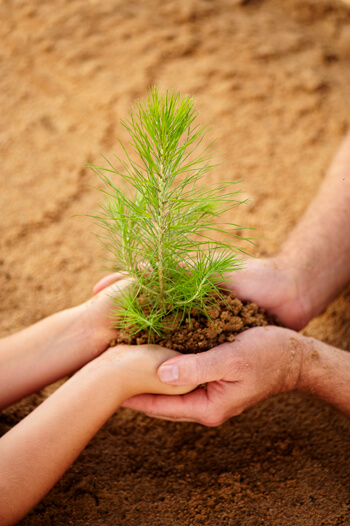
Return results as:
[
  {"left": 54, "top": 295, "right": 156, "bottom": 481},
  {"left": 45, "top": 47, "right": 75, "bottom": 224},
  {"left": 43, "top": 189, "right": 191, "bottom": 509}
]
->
[{"left": 90, "top": 87, "right": 248, "bottom": 340}]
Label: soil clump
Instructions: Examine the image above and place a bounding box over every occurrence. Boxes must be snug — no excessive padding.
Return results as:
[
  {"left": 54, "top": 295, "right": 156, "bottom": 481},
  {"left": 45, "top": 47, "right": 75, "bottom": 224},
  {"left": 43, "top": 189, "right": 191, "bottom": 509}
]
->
[{"left": 117, "top": 290, "right": 279, "bottom": 353}]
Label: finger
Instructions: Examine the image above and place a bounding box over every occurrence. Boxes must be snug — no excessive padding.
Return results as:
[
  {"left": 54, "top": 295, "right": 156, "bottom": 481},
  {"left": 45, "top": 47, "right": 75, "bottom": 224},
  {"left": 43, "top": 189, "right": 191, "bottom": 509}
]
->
[
  {"left": 93, "top": 272, "right": 128, "bottom": 295},
  {"left": 121, "top": 388, "right": 210, "bottom": 423},
  {"left": 157, "top": 343, "right": 233, "bottom": 386},
  {"left": 91, "top": 278, "right": 134, "bottom": 307},
  {"left": 222, "top": 258, "right": 262, "bottom": 297}
]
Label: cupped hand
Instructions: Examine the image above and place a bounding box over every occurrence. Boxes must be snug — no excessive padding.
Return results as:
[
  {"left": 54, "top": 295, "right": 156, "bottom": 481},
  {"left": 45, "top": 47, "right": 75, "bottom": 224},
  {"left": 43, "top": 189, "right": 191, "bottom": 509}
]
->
[
  {"left": 94, "top": 343, "right": 197, "bottom": 400},
  {"left": 121, "top": 326, "right": 305, "bottom": 425},
  {"left": 226, "top": 257, "right": 312, "bottom": 330},
  {"left": 81, "top": 274, "right": 132, "bottom": 356}
]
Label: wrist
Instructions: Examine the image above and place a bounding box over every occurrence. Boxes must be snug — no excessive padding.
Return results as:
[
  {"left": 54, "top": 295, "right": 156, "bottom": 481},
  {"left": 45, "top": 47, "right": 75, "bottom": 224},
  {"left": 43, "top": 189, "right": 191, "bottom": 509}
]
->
[
  {"left": 83, "top": 346, "right": 150, "bottom": 402},
  {"left": 85, "top": 344, "right": 196, "bottom": 401},
  {"left": 296, "top": 334, "right": 343, "bottom": 394},
  {"left": 77, "top": 300, "right": 115, "bottom": 359},
  {"left": 296, "top": 337, "right": 350, "bottom": 414},
  {"left": 75, "top": 350, "right": 129, "bottom": 406},
  {"left": 290, "top": 334, "right": 314, "bottom": 393},
  {"left": 276, "top": 330, "right": 306, "bottom": 394},
  {"left": 271, "top": 252, "right": 316, "bottom": 328},
  {"left": 275, "top": 231, "right": 350, "bottom": 327},
  {"left": 297, "top": 335, "right": 339, "bottom": 394}
]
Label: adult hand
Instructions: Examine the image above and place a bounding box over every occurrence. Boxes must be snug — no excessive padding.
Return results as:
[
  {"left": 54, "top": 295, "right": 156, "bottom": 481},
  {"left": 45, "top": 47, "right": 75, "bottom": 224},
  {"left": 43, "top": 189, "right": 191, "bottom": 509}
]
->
[
  {"left": 122, "top": 326, "right": 304, "bottom": 425},
  {"left": 225, "top": 257, "right": 312, "bottom": 331}
]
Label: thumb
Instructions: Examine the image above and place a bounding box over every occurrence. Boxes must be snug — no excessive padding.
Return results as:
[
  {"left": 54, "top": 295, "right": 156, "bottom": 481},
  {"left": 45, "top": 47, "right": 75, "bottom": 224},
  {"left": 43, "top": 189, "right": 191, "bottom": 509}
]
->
[
  {"left": 157, "top": 346, "right": 229, "bottom": 386},
  {"left": 93, "top": 272, "right": 128, "bottom": 295}
]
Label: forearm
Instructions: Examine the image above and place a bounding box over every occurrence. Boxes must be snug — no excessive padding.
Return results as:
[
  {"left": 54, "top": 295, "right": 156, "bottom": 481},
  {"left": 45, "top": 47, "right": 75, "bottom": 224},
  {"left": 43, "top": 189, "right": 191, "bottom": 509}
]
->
[
  {"left": 0, "top": 303, "right": 108, "bottom": 409},
  {"left": 298, "top": 336, "right": 350, "bottom": 415},
  {"left": 0, "top": 344, "right": 193, "bottom": 525},
  {"left": 0, "top": 358, "right": 125, "bottom": 525},
  {"left": 276, "top": 133, "right": 350, "bottom": 317}
]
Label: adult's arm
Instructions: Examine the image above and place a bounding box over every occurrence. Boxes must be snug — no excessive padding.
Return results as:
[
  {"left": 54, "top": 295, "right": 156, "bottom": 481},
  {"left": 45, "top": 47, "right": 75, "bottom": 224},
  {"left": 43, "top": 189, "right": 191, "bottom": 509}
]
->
[{"left": 229, "top": 131, "right": 350, "bottom": 330}]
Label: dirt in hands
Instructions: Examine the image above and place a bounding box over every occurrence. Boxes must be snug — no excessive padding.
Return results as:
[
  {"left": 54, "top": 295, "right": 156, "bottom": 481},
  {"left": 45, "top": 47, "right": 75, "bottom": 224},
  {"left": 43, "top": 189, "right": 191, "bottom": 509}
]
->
[{"left": 116, "top": 290, "right": 279, "bottom": 353}]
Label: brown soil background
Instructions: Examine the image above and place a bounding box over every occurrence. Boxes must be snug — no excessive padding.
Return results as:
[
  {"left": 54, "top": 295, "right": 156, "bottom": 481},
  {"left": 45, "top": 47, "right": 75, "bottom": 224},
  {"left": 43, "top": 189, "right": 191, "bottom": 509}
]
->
[{"left": 1, "top": 0, "right": 350, "bottom": 524}]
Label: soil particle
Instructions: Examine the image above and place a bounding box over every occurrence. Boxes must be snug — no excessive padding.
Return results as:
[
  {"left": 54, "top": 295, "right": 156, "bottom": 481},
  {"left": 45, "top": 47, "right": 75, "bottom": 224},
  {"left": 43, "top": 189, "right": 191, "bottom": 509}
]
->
[{"left": 117, "top": 290, "right": 279, "bottom": 353}]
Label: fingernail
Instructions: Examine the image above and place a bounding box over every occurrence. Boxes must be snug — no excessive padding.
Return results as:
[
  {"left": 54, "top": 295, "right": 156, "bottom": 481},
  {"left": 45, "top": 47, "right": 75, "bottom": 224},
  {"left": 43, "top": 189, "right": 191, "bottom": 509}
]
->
[{"left": 159, "top": 364, "right": 179, "bottom": 383}]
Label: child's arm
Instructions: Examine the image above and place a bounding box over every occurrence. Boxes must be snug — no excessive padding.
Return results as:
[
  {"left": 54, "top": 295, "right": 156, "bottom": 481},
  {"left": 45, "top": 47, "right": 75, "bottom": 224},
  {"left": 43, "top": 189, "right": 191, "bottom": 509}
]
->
[
  {"left": 0, "top": 344, "right": 194, "bottom": 525},
  {"left": 0, "top": 278, "right": 130, "bottom": 410}
]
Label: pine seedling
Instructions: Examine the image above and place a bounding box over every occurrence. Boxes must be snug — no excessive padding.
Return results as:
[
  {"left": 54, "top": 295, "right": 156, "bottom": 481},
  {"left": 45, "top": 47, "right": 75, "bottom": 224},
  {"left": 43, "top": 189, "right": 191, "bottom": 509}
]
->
[{"left": 90, "top": 87, "right": 249, "bottom": 340}]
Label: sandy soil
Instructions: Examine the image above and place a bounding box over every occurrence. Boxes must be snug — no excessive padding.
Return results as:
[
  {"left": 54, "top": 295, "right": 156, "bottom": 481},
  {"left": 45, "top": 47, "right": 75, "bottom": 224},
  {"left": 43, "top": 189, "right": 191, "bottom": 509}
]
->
[{"left": 1, "top": 0, "right": 350, "bottom": 524}]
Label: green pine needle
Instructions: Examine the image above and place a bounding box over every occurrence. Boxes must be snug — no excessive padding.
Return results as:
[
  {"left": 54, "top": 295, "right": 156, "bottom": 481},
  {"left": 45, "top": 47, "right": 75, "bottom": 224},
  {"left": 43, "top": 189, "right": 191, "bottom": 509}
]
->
[{"left": 90, "top": 87, "right": 250, "bottom": 338}]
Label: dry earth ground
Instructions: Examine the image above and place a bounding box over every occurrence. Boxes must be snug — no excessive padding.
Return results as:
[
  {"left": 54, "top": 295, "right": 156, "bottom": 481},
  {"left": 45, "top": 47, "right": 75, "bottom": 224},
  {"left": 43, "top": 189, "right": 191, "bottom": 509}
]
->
[{"left": 1, "top": 0, "right": 350, "bottom": 524}]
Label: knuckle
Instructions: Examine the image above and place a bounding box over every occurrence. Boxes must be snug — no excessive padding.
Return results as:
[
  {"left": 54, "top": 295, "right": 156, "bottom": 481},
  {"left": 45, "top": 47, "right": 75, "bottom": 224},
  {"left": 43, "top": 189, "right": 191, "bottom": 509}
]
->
[
  {"left": 231, "top": 406, "right": 244, "bottom": 417},
  {"left": 201, "top": 409, "right": 226, "bottom": 427},
  {"left": 185, "top": 354, "right": 204, "bottom": 384},
  {"left": 205, "top": 419, "right": 222, "bottom": 428},
  {"left": 206, "top": 417, "right": 225, "bottom": 427},
  {"left": 194, "top": 355, "right": 205, "bottom": 384}
]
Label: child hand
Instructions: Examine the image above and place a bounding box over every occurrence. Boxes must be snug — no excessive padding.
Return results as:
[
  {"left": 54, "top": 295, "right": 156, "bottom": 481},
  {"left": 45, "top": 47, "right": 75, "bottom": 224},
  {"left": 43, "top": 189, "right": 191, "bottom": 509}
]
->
[
  {"left": 91, "top": 343, "right": 197, "bottom": 400},
  {"left": 81, "top": 276, "right": 133, "bottom": 355}
]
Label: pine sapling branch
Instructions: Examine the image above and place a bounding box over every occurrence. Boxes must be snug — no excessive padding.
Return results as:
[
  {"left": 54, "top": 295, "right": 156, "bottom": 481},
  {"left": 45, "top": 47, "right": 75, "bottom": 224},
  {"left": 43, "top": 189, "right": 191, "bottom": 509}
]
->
[{"left": 90, "top": 87, "right": 251, "bottom": 339}]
